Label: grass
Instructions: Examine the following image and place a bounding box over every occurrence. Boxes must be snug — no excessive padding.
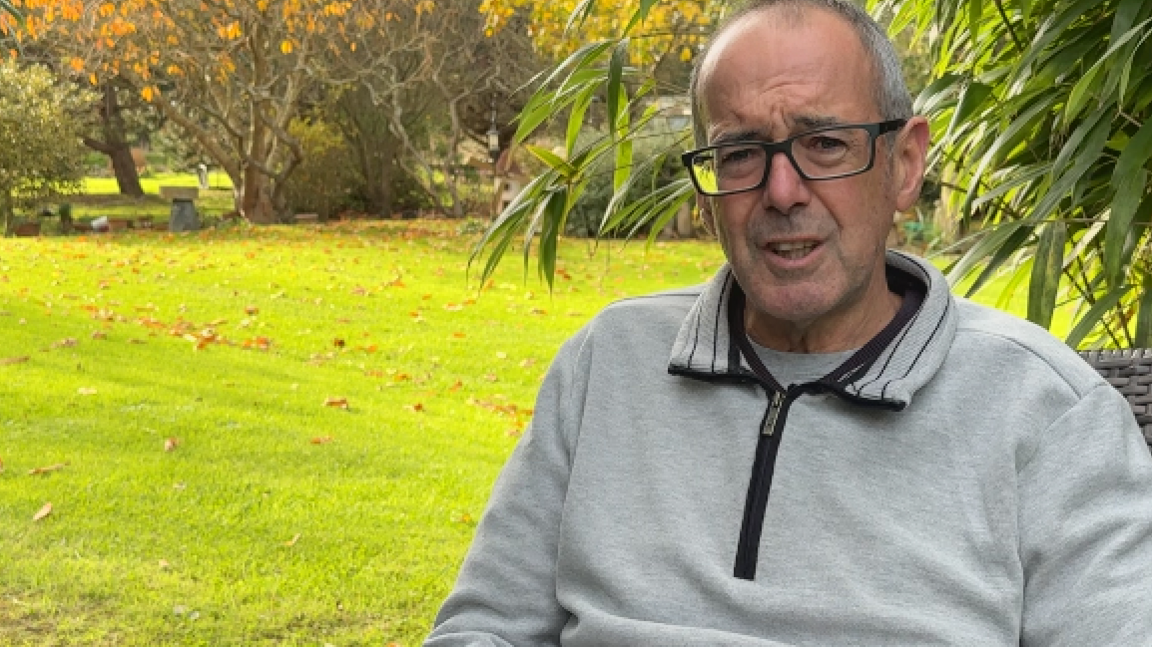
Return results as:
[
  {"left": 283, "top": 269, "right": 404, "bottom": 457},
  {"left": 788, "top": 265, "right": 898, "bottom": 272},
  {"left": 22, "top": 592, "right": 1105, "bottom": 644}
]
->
[
  {"left": 0, "top": 220, "right": 728, "bottom": 645},
  {"left": 54, "top": 173, "right": 237, "bottom": 225}
]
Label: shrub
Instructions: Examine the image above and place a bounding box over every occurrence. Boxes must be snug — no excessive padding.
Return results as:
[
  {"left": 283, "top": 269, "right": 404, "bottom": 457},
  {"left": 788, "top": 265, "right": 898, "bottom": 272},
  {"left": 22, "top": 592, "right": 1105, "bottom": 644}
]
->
[{"left": 282, "top": 119, "right": 358, "bottom": 220}]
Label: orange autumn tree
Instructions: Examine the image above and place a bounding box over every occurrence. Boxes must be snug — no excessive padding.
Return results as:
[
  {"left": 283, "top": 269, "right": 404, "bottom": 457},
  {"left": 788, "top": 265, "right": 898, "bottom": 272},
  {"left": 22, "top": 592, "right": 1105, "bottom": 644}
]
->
[
  {"left": 4, "top": 0, "right": 377, "bottom": 223},
  {"left": 481, "top": 0, "right": 715, "bottom": 65}
]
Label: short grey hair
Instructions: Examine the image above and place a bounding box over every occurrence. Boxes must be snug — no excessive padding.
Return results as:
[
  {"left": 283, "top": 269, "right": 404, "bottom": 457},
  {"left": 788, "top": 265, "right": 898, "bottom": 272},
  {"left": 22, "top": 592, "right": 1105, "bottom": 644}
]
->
[{"left": 688, "top": 0, "right": 912, "bottom": 146}]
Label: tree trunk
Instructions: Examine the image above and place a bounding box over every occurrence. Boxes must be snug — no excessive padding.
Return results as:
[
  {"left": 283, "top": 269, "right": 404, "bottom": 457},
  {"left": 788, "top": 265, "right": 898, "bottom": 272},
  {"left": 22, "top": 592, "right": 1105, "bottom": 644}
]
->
[
  {"left": 84, "top": 83, "right": 144, "bottom": 197},
  {"left": 240, "top": 171, "right": 278, "bottom": 224},
  {"left": 108, "top": 142, "right": 144, "bottom": 197}
]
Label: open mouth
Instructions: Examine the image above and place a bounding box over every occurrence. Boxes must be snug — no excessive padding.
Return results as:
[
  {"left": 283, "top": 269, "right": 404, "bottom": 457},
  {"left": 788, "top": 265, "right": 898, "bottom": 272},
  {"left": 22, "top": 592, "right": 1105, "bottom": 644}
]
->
[{"left": 766, "top": 241, "right": 820, "bottom": 260}]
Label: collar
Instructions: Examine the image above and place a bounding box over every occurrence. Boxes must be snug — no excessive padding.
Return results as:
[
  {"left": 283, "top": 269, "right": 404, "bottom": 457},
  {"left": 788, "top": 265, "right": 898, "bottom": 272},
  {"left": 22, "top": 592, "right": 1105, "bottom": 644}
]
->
[{"left": 667, "top": 251, "right": 958, "bottom": 409}]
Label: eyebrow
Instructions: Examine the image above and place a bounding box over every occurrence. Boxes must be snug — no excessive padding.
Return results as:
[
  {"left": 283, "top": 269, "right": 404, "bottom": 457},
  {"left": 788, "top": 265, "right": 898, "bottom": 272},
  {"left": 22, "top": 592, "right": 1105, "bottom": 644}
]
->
[{"left": 708, "top": 115, "right": 846, "bottom": 146}]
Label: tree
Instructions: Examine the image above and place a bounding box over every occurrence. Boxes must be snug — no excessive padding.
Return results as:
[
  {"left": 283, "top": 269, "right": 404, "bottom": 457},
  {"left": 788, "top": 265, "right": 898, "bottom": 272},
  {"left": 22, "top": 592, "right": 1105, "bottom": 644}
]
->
[
  {"left": 321, "top": 0, "right": 543, "bottom": 218},
  {"left": 7, "top": 0, "right": 377, "bottom": 223},
  {"left": 867, "top": 0, "right": 1152, "bottom": 348},
  {"left": 0, "top": 60, "right": 89, "bottom": 232}
]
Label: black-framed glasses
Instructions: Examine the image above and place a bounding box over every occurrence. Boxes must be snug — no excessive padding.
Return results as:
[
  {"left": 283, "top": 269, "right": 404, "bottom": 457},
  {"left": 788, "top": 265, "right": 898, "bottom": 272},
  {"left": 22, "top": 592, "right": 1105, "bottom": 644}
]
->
[{"left": 680, "top": 119, "right": 907, "bottom": 196}]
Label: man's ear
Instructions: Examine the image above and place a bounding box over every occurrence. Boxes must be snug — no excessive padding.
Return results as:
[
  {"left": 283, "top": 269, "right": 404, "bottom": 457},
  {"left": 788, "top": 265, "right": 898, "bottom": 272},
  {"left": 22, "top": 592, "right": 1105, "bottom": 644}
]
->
[
  {"left": 697, "top": 194, "right": 715, "bottom": 236},
  {"left": 893, "top": 116, "right": 930, "bottom": 212}
]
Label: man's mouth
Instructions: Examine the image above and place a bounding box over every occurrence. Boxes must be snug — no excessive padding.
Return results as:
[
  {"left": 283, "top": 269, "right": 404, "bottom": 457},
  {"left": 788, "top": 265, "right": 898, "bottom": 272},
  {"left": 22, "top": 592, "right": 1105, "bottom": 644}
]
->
[{"left": 766, "top": 241, "right": 820, "bottom": 260}]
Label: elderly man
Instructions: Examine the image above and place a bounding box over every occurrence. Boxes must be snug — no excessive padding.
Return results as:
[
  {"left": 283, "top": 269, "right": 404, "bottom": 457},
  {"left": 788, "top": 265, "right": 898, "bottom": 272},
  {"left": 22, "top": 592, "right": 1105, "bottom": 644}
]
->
[{"left": 426, "top": 1, "right": 1152, "bottom": 645}]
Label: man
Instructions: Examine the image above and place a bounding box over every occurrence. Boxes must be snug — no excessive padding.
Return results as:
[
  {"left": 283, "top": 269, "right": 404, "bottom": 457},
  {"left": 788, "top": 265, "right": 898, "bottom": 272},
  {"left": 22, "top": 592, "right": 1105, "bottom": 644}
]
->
[{"left": 426, "top": 1, "right": 1152, "bottom": 645}]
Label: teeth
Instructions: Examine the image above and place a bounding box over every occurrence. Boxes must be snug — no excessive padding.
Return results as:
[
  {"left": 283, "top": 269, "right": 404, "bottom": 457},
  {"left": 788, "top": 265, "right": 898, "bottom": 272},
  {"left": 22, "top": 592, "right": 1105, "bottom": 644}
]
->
[
  {"left": 768, "top": 241, "right": 817, "bottom": 259},
  {"left": 770, "top": 242, "right": 815, "bottom": 252}
]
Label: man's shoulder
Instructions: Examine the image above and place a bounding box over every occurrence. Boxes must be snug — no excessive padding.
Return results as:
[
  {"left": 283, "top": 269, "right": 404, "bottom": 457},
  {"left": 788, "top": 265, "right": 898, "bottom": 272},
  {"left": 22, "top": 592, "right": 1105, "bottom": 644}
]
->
[
  {"left": 952, "top": 298, "right": 1103, "bottom": 395},
  {"left": 594, "top": 284, "right": 705, "bottom": 324}
]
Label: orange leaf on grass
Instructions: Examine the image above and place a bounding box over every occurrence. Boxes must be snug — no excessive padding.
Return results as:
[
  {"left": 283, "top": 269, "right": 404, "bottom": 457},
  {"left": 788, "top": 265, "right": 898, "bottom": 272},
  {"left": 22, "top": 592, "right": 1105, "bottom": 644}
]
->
[
  {"left": 245, "top": 305, "right": 259, "bottom": 315},
  {"left": 284, "top": 533, "right": 301, "bottom": 547},
  {"left": 333, "top": 338, "right": 345, "bottom": 348},
  {"left": 91, "top": 331, "right": 107, "bottom": 340},
  {"left": 29, "top": 463, "right": 68, "bottom": 475},
  {"left": 323, "top": 397, "right": 349, "bottom": 409},
  {"left": 449, "top": 380, "right": 463, "bottom": 392},
  {"left": 164, "top": 438, "right": 179, "bottom": 452},
  {"left": 0, "top": 455, "right": 4, "bottom": 472},
  {"left": 53, "top": 338, "right": 78, "bottom": 348},
  {"left": 0, "top": 356, "right": 29, "bottom": 366},
  {"left": 310, "top": 436, "right": 334, "bottom": 445},
  {"left": 451, "top": 332, "right": 466, "bottom": 339},
  {"left": 405, "top": 403, "right": 425, "bottom": 412},
  {"left": 32, "top": 502, "right": 52, "bottom": 522}
]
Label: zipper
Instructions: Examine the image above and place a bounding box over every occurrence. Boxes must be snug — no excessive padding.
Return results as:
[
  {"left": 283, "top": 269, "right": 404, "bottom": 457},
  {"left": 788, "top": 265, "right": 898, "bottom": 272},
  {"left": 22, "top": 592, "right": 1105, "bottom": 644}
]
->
[{"left": 734, "top": 387, "right": 793, "bottom": 580}]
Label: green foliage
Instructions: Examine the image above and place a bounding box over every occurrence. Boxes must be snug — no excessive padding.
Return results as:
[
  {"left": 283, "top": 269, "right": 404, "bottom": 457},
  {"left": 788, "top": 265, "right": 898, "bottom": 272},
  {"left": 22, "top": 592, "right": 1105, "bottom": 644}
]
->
[
  {"left": 0, "top": 61, "right": 91, "bottom": 233},
  {"left": 470, "top": 3, "right": 706, "bottom": 290},
  {"left": 869, "top": 0, "right": 1152, "bottom": 348},
  {"left": 282, "top": 119, "right": 358, "bottom": 220}
]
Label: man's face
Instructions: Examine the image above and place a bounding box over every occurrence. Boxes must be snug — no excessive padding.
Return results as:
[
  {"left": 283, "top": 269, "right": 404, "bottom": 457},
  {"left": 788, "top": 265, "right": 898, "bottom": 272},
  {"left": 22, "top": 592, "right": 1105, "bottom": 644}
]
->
[{"left": 695, "top": 8, "right": 927, "bottom": 351}]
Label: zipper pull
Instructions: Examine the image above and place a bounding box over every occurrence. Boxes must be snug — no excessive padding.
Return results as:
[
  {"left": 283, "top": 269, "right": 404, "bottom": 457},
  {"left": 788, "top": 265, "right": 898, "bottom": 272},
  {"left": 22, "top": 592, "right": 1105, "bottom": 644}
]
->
[{"left": 762, "top": 390, "right": 784, "bottom": 436}]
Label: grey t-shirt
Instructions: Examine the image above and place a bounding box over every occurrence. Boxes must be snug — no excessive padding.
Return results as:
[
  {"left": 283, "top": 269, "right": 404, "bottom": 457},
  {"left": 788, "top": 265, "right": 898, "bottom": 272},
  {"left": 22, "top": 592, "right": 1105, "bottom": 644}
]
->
[{"left": 748, "top": 341, "right": 858, "bottom": 388}]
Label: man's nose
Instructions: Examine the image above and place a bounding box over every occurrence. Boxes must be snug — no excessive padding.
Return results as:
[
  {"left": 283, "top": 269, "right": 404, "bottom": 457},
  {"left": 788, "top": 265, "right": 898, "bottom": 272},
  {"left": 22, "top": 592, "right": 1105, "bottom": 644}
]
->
[{"left": 760, "top": 152, "right": 811, "bottom": 214}]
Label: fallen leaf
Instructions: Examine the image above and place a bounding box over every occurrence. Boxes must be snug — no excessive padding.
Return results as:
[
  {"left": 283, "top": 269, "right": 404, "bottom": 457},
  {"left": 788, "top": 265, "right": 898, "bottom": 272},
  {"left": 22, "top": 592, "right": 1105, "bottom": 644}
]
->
[
  {"left": 323, "top": 397, "right": 349, "bottom": 409},
  {"left": 1, "top": 356, "right": 29, "bottom": 366},
  {"left": 333, "top": 338, "right": 345, "bottom": 348},
  {"left": 53, "top": 338, "right": 78, "bottom": 348},
  {"left": 164, "top": 438, "right": 179, "bottom": 452},
  {"left": 449, "top": 380, "right": 463, "bottom": 392},
  {"left": 91, "top": 331, "right": 108, "bottom": 340},
  {"left": 483, "top": 373, "right": 498, "bottom": 382},
  {"left": 405, "top": 403, "right": 425, "bottom": 412},
  {"left": 310, "top": 436, "right": 334, "bottom": 444},
  {"left": 29, "top": 463, "right": 68, "bottom": 475},
  {"left": 159, "top": 559, "right": 171, "bottom": 569},
  {"left": 77, "top": 387, "right": 97, "bottom": 395},
  {"left": 519, "top": 358, "right": 537, "bottom": 368},
  {"left": 284, "top": 533, "right": 301, "bottom": 547},
  {"left": 245, "top": 305, "right": 259, "bottom": 315},
  {"left": 32, "top": 502, "right": 52, "bottom": 522},
  {"left": 451, "top": 332, "right": 466, "bottom": 339},
  {"left": 0, "top": 455, "right": 4, "bottom": 472}
]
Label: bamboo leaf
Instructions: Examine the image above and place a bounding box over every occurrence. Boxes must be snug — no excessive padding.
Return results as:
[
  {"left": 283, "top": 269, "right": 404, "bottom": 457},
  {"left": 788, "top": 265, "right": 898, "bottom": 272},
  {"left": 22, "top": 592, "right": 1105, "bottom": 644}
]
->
[
  {"left": 1105, "top": 117, "right": 1152, "bottom": 286},
  {"left": 1065, "top": 285, "right": 1131, "bottom": 349},
  {"left": 606, "top": 40, "right": 628, "bottom": 138},
  {"left": 968, "top": 0, "right": 984, "bottom": 51},
  {"left": 1029, "top": 107, "right": 1113, "bottom": 224},
  {"left": 1028, "top": 221, "right": 1066, "bottom": 328},
  {"left": 966, "top": 223, "right": 1033, "bottom": 297},
  {"left": 946, "top": 220, "right": 1031, "bottom": 290},
  {"left": 1135, "top": 268, "right": 1152, "bottom": 347},
  {"left": 564, "top": 0, "right": 598, "bottom": 36},
  {"left": 946, "top": 81, "right": 993, "bottom": 143},
  {"left": 526, "top": 143, "right": 573, "bottom": 170},
  {"left": 623, "top": 0, "right": 661, "bottom": 36},
  {"left": 566, "top": 91, "right": 595, "bottom": 157}
]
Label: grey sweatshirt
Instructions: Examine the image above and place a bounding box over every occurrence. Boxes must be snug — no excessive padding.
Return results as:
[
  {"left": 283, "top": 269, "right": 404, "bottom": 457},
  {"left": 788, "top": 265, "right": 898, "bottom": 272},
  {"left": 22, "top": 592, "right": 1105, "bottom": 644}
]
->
[{"left": 426, "top": 251, "right": 1152, "bottom": 646}]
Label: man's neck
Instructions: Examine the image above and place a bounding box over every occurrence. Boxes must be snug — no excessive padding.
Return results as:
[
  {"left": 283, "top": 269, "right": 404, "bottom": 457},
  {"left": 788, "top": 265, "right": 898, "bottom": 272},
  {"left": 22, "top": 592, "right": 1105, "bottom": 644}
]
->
[{"left": 744, "top": 289, "right": 904, "bottom": 354}]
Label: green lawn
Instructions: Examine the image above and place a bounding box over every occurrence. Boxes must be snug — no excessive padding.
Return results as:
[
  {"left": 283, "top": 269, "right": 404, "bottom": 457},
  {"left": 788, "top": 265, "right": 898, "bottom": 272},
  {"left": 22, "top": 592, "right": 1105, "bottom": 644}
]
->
[{"left": 0, "top": 221, "right": 728, "bottom": 645}]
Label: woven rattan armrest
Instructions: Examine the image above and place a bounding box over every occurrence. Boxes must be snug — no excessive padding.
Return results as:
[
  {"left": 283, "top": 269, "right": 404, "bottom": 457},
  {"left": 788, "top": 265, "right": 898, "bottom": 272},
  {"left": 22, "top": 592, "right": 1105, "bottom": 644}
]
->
[{"left": 1079, "top": 349, "right": 1152, "bottom": 453}]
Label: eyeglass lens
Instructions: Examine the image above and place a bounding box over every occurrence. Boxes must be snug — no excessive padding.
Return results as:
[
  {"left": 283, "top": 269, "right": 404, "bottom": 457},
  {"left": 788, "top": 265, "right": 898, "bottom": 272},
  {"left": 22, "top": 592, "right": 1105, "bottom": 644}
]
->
[{"left": 690, "top": 126, "right": 874, "bottom": 194}]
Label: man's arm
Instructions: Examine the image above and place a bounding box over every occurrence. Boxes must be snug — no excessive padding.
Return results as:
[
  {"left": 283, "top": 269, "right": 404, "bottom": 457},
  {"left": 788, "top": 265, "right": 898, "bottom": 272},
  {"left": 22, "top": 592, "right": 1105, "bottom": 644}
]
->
[
  {"left": 424, "top": 333, "right": 587, "bottom": 646},
  {"left": 1019, "top": 383, "right": 1152, "bottom": 646}
]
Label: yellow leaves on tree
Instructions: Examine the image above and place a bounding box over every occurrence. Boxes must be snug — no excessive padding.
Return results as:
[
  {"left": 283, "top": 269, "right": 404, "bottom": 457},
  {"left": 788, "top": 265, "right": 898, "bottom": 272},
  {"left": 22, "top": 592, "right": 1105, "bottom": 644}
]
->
[{"left": 480, "top": 0, "right": 719, "bottom": 64}]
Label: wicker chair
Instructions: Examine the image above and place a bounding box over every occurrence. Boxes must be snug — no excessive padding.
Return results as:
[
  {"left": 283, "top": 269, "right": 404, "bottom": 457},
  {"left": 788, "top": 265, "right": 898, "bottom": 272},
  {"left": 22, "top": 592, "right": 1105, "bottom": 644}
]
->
[{"left": 1079, "top": 349, "right": 1152, "bottom": 454}]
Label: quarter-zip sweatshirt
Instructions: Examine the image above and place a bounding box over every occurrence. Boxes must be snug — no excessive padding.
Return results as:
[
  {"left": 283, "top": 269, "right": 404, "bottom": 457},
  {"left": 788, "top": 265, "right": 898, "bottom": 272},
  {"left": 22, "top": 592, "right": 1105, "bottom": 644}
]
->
[{"left": 426, "top": 251, "right": 1152, "bottom": 647}]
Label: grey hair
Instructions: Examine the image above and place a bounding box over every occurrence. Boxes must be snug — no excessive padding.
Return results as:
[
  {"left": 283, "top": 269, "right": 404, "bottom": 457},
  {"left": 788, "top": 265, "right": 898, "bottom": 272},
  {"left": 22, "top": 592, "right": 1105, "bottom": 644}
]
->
[{"left": 688, "top": 0, "right": 912, "bottom": 146}]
